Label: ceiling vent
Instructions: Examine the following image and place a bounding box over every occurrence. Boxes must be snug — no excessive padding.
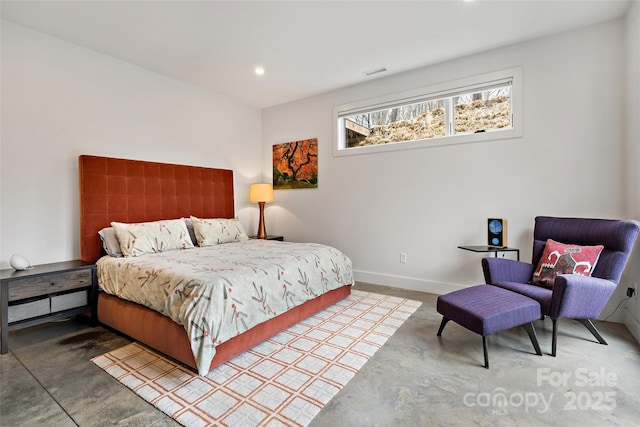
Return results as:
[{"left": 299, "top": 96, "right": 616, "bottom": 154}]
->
[{"left": 363, "top": 67, "right": 388, "bottom": 76}]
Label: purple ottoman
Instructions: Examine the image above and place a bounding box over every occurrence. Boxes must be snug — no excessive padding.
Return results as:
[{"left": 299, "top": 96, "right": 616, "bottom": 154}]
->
[{"left": 437, "top": 285, "right": 542, "bottom": 368}]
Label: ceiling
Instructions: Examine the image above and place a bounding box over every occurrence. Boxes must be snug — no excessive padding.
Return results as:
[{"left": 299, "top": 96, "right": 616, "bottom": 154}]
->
[{"left": 1, "top": 0, "right": 632, "bottom": 109}]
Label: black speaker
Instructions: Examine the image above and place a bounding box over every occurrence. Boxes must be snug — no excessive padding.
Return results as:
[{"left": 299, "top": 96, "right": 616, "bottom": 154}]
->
[{"left": 488, "top": 218, "right": 508, "bottom": 247}]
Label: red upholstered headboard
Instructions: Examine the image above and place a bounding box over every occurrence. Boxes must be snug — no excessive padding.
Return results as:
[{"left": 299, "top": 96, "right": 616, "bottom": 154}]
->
[{"left": 79, "top": 155, "right": 235, "bottom": 263}]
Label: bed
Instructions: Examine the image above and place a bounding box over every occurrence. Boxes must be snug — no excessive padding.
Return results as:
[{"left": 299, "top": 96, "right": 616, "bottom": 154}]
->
[{"left": 79, "top": 155, "right": 353, "bottom": 375}]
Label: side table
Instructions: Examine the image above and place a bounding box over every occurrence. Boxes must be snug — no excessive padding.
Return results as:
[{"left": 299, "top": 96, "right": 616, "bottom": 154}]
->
[
  {"left": 250, "top": 235, "right": 284, "bottom": 241},
  {"left": 458, "top": 245, "right": 520, "bottom": 261},
  {"left": 1, "top": 260, "right": 97, "bottom": 354}
]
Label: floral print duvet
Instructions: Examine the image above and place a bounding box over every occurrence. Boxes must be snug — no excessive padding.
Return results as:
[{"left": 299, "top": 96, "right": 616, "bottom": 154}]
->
[{"left": 97, "top": 239, "right": 354, "bottom": 375}]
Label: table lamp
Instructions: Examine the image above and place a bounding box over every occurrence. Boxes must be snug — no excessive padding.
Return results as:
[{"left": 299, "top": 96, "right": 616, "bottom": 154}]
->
[{"left": 249, "top": 183, "right": 274, "bottom": 239}]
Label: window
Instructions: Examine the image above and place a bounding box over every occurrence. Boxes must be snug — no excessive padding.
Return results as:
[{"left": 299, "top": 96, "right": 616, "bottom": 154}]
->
[{"left": 333, "top": 67, "right": 522, "bottom": 156}]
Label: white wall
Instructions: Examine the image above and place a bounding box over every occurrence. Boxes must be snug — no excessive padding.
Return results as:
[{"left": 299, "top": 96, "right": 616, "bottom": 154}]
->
[
  {"left": 262, "top": 20, "right": 631, "bottom": 301},
  {"left": 623, "top": 1, "right": 640, "bottom": 339},
  {"left": 3, "top": 14, "right": 637, "bottom": 331},
  {"left": 0, "top": 20, "right": 263, "bottom": 269}
]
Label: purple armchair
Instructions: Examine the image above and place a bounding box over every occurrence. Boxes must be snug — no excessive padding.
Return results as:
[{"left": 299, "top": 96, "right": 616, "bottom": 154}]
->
[{"left": 482, "top": 216, "right": 639, "bottom": 356}]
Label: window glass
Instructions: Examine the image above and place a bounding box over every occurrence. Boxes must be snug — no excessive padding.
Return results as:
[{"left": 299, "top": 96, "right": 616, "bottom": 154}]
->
[
  {"left": 333, "top": 67, "right": 522, "bottom": 156},
  {"left": 453, "top": 85, "right": 511, "bottom": 135},
  {"left": 345, "top": 99, "right": 446, "bottom": 148}
]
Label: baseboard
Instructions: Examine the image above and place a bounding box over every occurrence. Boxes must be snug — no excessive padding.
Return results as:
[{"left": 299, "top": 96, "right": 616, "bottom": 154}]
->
[
  {"left": 624, "top": 307, "right": 640, "bottom": 344},
  {"left": 353, "top": 270, "right": 466, "bottom": 295}
]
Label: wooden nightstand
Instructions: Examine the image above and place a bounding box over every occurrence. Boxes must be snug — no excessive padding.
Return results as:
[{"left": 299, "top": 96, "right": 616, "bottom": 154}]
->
[
  {"left": 250, "top": 235, "right": 284, "bottom": 241},
  {"left": 1, "top": 260, "right": 97, "bottom": 354}
]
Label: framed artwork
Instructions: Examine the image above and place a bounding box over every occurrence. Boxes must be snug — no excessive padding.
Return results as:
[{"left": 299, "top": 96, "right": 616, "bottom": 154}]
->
[{"left": 272, "top": 138, "right": 318, "bottom": 189}]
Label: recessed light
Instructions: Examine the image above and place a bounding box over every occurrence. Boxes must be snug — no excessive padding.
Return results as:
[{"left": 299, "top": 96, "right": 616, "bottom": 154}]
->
[{"left": 254, "top": 66, "right": 265, "bottom": 76}]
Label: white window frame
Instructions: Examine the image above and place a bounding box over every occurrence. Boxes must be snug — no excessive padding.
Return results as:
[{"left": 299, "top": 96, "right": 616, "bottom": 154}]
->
[{"left": 333, "top": 67, "right": 523, "bottom": 157}]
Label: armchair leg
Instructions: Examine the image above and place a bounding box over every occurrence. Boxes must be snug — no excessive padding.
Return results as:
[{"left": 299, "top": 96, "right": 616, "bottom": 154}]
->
[
  {"left": 551, "top": 319, "right": 607, "bottom": 357},
  {"left": 437, "top": 317, "right": 450, "bottom": 336},
  {"left": 577, "top": 319, "right": 608, "bottom": 345},
  {"left": 552, "top": 319, "right": 558, "bottom": 357}
]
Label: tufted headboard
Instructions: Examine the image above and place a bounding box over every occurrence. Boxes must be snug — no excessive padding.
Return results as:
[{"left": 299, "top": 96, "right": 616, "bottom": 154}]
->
[{"left": 79, "top": 155, "right": 235, "bottom": 263}]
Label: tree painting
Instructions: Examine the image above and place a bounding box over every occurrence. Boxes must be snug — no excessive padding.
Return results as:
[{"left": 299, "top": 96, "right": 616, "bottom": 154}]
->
[{"left": 272, "top": 138, "right": 318, "bottom": 189}]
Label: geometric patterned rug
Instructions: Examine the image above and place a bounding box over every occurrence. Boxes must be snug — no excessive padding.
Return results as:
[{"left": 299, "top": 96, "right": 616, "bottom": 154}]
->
[{"left": 92, "top": 290, "right": 421, "bottom": 426}]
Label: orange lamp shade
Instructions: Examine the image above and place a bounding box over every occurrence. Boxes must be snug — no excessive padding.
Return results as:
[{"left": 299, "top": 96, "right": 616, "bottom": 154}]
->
[
  {"left": 250, "top": 183, "right": 274, "bottom": 239},
  {"left": 249, "top": 183, "right": 274, "bottom": 203}
]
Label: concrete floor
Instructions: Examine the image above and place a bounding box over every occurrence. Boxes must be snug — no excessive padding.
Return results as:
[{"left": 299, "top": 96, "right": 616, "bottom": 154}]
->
[{"left": 2, "top": 282, "right": 640, "bottom": 426}]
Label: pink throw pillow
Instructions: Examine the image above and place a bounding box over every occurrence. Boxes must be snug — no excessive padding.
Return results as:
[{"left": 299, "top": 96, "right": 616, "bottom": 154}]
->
[{"left": 530, "top": 239, "right": 604, "bottom": 288}]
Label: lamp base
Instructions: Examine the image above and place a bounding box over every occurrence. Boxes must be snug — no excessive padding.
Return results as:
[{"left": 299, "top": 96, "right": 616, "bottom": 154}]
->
[{"left": 257, "top": 201, "right": 267, "bottom": 239}]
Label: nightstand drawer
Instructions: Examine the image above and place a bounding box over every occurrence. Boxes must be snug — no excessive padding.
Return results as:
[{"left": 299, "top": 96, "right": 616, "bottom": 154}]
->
[
  {"left": 51, "top": 290, "right": 88, "bottom": 313},
  {"left": 8, "top": 299, "right": 50, "bottom": 323},
  {"left": 8, "top": 269, "right": 92, "bottom": 302}
]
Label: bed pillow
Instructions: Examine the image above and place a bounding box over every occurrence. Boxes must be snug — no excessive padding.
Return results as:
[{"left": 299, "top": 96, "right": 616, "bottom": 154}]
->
[
  {"left": 530, "top": 239, "right": 604, "bottom": 289},
  {"left": 182, "top": 217, "right": 198, "bottom": 246},
  {"left": 111, "top": 219, "right": 194, "bottom": 257},
  {"left": 98, "top": 227, "right": 123, "bottom": 258},
  {"left": 190, "top": 216, "right": 249, "bottom": 246}
]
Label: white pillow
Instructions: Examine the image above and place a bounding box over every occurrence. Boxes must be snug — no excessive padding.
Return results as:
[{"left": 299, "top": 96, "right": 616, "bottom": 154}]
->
[
  {"left": 181, "top": 217, "right": 198, "bottom": 246},
  {"left": 111, "top": 219, "right": 194, "bottom": 257},
  {"left": 190, "top": 216, "right": 249, "bottom": 246},
  {"left": 98, "top": 227, "right": 123, "bottom": 257}
]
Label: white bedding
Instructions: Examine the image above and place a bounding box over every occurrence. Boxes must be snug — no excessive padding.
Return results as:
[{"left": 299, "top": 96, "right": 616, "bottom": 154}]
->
[{"left": 97, "top": 240, "right": 353, "bottom": 375}]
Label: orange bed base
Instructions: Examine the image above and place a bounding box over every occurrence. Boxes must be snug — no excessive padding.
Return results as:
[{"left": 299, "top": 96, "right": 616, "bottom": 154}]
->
[
  {"left": 98, "top": 286, "right": 351, "bottom": 371},
  {"left": 79, "top": 155, "right": 351, "bottom": 373}
]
